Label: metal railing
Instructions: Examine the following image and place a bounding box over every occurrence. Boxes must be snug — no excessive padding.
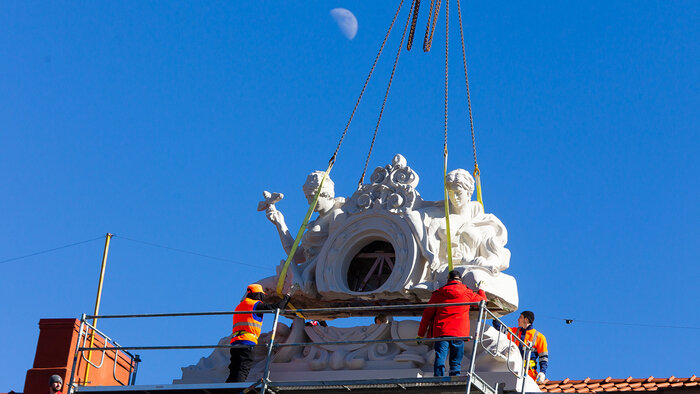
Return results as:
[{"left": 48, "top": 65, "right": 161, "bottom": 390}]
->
[
  {"left": 69, "top": 315, "right": 140, "bottom": 390},
  {"left": 69, "top": 302, "right": 537, "bottom": 394},
  {"left": 481, "top": 308, "right": 538, "bottom": 393}
]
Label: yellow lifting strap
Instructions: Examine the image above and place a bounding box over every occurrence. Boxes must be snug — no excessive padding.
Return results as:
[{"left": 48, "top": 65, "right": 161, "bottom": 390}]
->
[
  {"left": 443, "top": 152, "right": 454, "bottom": 272},
  {"left": 474, "top": 165, "right": 483, "bottom": 209},
  {"left": 275, "top": 162, "right": 333, "bottom": 319}
]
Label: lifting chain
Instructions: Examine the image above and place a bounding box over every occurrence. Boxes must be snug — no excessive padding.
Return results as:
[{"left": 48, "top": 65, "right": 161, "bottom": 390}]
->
[
  {"left": 456, "top": 0, "right": 483, "bottom": 207},
  {"left": 442, "top": 0, "right": 454, "bottom": 271},
  {"left": 276, "top": 0, "right": 407, "bottom": 317},
  {"left": 358, "top": 0, "right": 416, "bottom": 188},
  {"left": 424, "top": 0, "right": 441, "bottom": 51},
  {"left": 407, "top": 0, "right": 421, "bottom": 50}
]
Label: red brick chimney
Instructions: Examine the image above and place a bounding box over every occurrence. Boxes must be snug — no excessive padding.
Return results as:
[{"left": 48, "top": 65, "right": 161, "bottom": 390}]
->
[{"left": 24, "top": 319, "right": 134, "bottom": 394}]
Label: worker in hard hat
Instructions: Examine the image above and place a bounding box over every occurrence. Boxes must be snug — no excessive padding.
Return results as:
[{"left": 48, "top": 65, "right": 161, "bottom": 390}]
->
[
  {"left": 494, "top": 310, "right": 548, "bottom": 383},
  {"left": 49, "top": 375, "right": 63, "bottom": 394},
  {"left": 226, "top": 284, "right": 291, "bottom": 383}
]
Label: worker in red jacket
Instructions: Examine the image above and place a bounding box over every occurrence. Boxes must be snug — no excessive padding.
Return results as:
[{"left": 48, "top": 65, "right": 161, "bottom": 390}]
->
[{"left": 417, "top": 270, "right": 487, "bottom": 377}]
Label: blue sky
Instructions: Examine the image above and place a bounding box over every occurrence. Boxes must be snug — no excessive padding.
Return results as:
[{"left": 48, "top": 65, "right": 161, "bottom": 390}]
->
[{"left": 1, "top": 1, "right": 698, "bottom": 390}]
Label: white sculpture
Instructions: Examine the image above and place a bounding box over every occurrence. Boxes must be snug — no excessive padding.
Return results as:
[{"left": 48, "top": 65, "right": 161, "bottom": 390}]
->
[
  {"left": 257, "top": 154, "right": 517, "bottom": 313},
  {"left": 262, "top": 171, "right": 347, "bottom": 295},
  {"left": 412, "top": 168, "right": 510, "bottom": 274},
  {"left": 406, "top": 168, "right": 518, "bottom": 311},
  {"left": 175, "top": 154, "right": 535, "bottom": 391}
]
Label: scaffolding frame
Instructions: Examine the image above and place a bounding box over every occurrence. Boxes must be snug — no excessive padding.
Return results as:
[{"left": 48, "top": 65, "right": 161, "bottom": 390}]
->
[{"left": 68, "top": 301, "right": 537, "bottom": 394}]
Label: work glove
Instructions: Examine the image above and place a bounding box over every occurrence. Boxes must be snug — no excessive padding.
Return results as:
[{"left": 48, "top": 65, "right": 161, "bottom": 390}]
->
[
  {"left": 415, "top": 336, "right": 424, "bottom": 345},
  {"left": 536, "top": 372, "right": 546, "bottom": 383},
  {"left": 288, "top": 283, "right": 301, "bottom": 295}
]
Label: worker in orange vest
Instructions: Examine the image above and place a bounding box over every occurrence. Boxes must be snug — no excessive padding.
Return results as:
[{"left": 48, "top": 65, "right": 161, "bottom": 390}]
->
[
  {"left": 226, "top": 284, "right": 291, "bottom": 383},
  {"left": 494, "top": 310, "right": 548, "bottom": 382}
]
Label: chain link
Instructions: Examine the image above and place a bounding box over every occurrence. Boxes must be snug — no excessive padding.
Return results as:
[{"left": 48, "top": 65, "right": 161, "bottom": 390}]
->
[
  {"left": 407, "top": 0, "right": 421, "bottom": 51},
  {"left": 423, "top": 0, "right": 441, "bottom": 52}
]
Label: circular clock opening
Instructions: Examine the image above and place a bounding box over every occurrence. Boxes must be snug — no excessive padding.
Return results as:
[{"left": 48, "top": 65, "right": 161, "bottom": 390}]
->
[{"left": 347, "top": 240, "right": 395, "bottom": 292}]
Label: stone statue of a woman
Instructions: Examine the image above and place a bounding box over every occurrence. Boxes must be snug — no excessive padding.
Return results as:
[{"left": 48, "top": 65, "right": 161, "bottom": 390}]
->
[
  {"left": 262, "top": 171, "right": 346, "bottom": 295},
  {"left": 408, "top": 168, "right": 517, "bottom": 311},
  {"left": 436, "top": 168, "right": 510, "bottom": 273}
]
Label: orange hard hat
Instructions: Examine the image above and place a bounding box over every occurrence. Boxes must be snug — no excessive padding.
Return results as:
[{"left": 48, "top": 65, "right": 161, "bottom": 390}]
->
[{"left": 247, "top": 283, "right": 265, "bottom": 294}]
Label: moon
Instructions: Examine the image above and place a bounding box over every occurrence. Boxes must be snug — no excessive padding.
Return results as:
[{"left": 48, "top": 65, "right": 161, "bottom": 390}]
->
[{"left": 330, "top": 8, "right": 358, "bottom": 40}]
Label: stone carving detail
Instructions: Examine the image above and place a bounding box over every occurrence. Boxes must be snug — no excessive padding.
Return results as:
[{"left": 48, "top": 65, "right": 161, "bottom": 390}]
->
[
  {"left": 175, "top": 318, "right": 524, "bottom": 384},
  {"left": 348, "top": 154, "right": 421, "bottom": 215}
]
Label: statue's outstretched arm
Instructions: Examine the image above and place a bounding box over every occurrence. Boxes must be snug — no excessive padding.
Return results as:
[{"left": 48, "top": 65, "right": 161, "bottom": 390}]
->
[{"left": 265, "top": 208, "right": 295, "bottom": 256}]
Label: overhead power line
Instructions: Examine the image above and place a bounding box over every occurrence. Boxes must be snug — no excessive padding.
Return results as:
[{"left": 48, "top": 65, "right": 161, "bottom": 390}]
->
[
  {"left": 114, "top": 235, "right": 267, "bottom": 269},
  {"left": 540, "top": 315, "right": 700, "bottom": 331},
  {"left": 0, "top": 236, "right": 105, "bottom": 265}
]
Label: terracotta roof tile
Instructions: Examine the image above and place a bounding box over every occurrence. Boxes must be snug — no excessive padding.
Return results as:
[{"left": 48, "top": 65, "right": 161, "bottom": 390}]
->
[{"left": 539, "top": 375, "right": 700, "bottom": 392}]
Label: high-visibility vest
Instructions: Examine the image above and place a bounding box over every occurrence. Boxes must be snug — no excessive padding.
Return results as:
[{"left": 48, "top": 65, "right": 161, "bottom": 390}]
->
[
  {"left": 231, "top": 298, "right": 263, "bottom": 344},
  {"left": 509, "top": 327, "right": 548, "bottom": 379}
]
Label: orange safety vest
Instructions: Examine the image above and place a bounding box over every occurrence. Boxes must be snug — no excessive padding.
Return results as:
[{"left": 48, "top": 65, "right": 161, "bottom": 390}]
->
[
  {"left": 507, "top": 327, "right": 548, "bottom": 380},
  {"left": 231, "top": 298, "right": 263, "bottom": 344}
]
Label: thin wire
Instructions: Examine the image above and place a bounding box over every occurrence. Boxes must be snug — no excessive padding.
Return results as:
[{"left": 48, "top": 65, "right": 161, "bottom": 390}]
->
[
  {"left": 0, "top": 236, "right": 105, "bottom": 265},
  {"left": 541, "top": 316, "right": 700, "bottom": 331},
  {"left": 114, "top": 235, "right": 267, "bottom": 269},
  {"left": 358, "top": 0, "right": 414, "bottom": 188},
  {"left": 329, "top": 0, "right": 405, "bottom": 166}
]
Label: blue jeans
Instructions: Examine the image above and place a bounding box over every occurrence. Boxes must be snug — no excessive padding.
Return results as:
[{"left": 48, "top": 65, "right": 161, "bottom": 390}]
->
[{"left": 434, "top": 339, "right": 464, "bottom": 376}]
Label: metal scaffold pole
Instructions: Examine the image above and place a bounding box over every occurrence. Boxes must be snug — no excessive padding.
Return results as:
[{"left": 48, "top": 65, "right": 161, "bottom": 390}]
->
[{"left": 83, "top": 233, "right": 113, "bottom": 385}]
